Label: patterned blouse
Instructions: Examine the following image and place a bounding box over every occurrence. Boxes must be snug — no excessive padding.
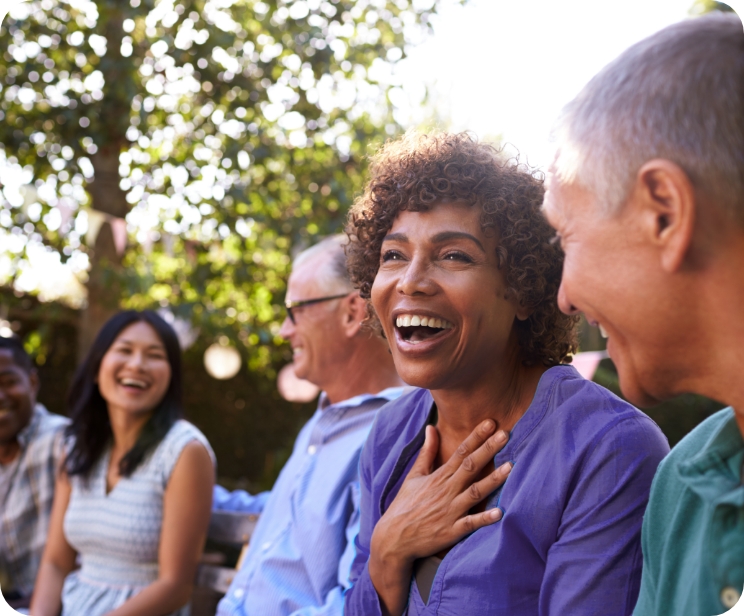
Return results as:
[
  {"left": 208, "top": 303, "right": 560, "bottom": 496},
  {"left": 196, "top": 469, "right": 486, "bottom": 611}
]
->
[{"left": 61, "top": 420, "right": 215, "bottom": 616}]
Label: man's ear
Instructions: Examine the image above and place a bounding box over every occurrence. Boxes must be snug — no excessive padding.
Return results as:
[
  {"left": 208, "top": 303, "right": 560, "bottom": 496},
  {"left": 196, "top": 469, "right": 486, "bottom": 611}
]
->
[
  {"left": 29, "top": 368, "right": 40, "bottom": 398},
  {"left": 341, "top": 291, "right": 365, "bottom": 338},
  {"left": 633, "top": 159, "right": 696, "bottom": 273}
]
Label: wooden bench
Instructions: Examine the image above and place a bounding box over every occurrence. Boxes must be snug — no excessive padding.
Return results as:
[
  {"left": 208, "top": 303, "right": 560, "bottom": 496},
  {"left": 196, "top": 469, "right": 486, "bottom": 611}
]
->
[{"left": 191, "top": 510, "right": 259, "bottom": 616}]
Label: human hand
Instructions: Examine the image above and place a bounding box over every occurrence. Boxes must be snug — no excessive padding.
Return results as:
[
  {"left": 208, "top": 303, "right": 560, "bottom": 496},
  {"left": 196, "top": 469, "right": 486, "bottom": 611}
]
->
[{"left": 368, "top": 419, "right": 511, "bottom": 614}]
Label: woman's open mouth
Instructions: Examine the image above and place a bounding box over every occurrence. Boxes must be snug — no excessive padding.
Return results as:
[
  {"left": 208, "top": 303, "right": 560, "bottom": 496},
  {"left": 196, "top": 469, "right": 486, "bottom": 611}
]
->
[
  {"left": 394, "top": 313, "right": 454, "bottom": 345},
  {"left": 118, "top": 377, "right": 151, "bottom": 392}
]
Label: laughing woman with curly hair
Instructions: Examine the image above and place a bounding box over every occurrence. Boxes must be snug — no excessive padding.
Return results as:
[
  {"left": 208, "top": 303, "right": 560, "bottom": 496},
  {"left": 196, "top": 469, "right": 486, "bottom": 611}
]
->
[{"left": 343, "top": 132, "right": 669, "bottom": 616}]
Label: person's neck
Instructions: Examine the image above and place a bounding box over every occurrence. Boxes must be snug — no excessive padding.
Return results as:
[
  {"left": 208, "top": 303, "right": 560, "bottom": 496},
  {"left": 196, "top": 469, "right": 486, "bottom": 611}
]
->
[
  {"left": 0, "top": 438, "right": 20, "bottom": 465},
  {"left": 321, "top": 339, "right": 404, "bottom": 406},
  {"left": 431, "top": 347, "right": 548, "bottom": 455},
  {"left": 679, "top": 237, "right": 744, "bottom": 439},
  {"left": 107, "top": 405, "right": 153, "bottom": 456}
]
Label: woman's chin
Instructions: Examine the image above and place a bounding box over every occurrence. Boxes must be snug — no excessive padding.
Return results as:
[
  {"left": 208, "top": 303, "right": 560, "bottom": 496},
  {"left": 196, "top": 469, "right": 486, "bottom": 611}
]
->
[{"left": 393, "top": 361, "right": 454, "bottom": 392}]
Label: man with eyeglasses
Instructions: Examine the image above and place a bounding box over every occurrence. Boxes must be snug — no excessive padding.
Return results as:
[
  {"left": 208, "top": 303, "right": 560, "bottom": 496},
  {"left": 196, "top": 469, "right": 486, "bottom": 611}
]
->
[{"left": 214, "top": 234, "right": 403, "bottom": 616}]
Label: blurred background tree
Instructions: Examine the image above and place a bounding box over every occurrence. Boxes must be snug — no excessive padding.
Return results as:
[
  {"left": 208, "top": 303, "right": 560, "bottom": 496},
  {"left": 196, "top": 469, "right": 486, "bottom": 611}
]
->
[
  {"left": 2, "top": 0, "right": 731, "bottom": 485},
  {"left": 0, "top": 0, "right": 443, "bottom": 366},
  {"left": 689, "top": 0, "right": 735, "bottom": 13}
]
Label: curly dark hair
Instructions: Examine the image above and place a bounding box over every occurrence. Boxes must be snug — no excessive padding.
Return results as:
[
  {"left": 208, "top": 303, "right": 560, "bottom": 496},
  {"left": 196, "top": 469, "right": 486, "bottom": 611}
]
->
[{"left": 345, "top": 132, "right": 579, "bottom": 367}]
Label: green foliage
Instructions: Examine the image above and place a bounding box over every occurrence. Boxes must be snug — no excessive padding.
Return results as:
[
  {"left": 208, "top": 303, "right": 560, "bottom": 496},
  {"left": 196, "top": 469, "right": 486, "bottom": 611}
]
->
[
  {"left": 689, "top": 0, "right": 736, "bottom": 14},
  {"left": 0, "top": 0, "right": 444, "bottom": 369},
  {"left": 23, "top": 329, "right": 48, "bottom": 364}
]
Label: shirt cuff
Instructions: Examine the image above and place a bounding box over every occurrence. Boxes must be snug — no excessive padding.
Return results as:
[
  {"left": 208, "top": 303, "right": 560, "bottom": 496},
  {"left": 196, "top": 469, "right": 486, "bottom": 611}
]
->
[{"left": 345, "top": 561, "right": 385, "bottom": 616}]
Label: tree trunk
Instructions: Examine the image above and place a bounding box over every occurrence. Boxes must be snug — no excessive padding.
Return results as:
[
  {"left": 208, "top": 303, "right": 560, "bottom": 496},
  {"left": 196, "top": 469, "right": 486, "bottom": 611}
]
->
[
  {"left": 77, "top": 146, "right": 127, "bottom": 359},
  {"left": 76, "top": 2, "right": 131, "bottom": 359},
  {"left": 77, "top": 220, "right": 123, "bottom": 359}
]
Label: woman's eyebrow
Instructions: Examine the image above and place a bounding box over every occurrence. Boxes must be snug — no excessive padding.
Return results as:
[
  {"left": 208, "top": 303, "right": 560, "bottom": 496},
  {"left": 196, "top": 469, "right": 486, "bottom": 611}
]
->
[
  {"left": 382, "top": 232, "right": 408, "bottom": 243},
  {"left": 431, "top": 231, "right": 485, "bottom": 252},
  {"left": 115, "top": 338, "right": 165, "bottom": 351}
]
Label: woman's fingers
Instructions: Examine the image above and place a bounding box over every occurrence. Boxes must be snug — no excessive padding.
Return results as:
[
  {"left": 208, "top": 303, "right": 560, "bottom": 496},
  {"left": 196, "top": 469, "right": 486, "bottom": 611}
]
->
[
  {"left": 451, "top": 429, "right": 509, "bottom": 486},
  {"left": 453, "top": 506, "right": 504, "bottom": 537},
  {"left": 408, "top": 425, "right": 440, "bottom": 477},
  {"left": 453, "top": 461, "right": 513, "bottom": 510},
  {"left": 440, "top": 419, "right": 497, "bottom": 476}
]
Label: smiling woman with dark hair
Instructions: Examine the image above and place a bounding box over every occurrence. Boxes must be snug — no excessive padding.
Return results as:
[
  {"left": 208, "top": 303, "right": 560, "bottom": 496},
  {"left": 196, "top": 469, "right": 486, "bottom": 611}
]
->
[
  {"left": 31, "top": 310, "right": 215, "bottom": 616},
  {"left": 343, "top": 132, "right": 670, "bottom": 616}
]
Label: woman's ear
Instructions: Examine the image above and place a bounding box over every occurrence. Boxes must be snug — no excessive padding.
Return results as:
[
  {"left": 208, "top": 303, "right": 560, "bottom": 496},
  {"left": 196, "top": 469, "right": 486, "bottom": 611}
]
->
[
  {"left": 514, "top": 303, "right": 532, "bottom": 322},
  {"left": 506, "top": 288, "right": 531, "bottom": 321}
]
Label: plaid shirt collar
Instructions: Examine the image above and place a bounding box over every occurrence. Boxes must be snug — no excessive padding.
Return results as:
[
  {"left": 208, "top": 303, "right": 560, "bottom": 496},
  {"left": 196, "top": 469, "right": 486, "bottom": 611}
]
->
[{"left": 15, "top": 404, "right": 47, "bottom": 451}]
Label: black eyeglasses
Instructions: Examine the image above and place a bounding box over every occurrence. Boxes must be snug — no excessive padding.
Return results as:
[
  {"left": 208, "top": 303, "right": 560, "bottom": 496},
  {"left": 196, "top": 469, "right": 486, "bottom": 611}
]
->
[{"left": 284, "top": 293, "right": 351, "bottom": 324}]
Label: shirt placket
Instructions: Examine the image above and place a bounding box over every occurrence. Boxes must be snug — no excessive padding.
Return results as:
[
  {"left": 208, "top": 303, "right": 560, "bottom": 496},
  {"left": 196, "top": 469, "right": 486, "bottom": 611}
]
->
[{"left": 708, "top": 486, "right": 744, "bottom": 611}]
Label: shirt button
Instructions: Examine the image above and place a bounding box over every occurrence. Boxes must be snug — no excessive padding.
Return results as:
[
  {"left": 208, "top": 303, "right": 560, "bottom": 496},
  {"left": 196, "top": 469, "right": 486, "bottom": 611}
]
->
[
  {"left": 307, "top": 444, "right": 317, "bottom": 455},
  {"left": 261, "top": 541, "right": 272, "bottom": 552},
  {"left": 721, "top": 587, "right": 741, "bottom": 609},
  {"left": 233, "top": 589, "right": 244, "bottom": 599}
]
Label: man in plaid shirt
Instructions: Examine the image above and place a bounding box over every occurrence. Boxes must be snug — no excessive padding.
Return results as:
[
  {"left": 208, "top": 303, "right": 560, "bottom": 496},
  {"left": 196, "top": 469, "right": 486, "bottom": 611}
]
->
[{"left": 0, "top": 337, "right": 68, "bottom": 609}]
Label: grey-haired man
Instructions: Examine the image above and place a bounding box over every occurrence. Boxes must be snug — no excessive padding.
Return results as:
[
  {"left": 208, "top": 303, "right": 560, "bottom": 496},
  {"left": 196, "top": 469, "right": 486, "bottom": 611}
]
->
[{"left": 542, "top": 12, "right": 744, "bottom": 616}]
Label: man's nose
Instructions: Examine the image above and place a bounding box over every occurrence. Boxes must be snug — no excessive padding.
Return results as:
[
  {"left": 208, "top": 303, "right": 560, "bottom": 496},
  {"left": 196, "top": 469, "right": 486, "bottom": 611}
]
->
[
  {"left": 557, "top": 282, "right": 580, "bottom": 316},
  {"left": 278, "top": 315, "right": 294, "bottom": 340},
  {"left": 396, "top": 257, "right": 436, "bottom": 296}
]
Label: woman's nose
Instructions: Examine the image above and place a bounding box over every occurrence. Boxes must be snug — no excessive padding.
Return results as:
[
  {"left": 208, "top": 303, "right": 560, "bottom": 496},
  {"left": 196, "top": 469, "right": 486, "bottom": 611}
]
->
[
  {"left": 126, "top": 350, "right": 147, "bottom": 369},
  {"left": 396, "top": 257, "right": 435, "bottom": 296}
]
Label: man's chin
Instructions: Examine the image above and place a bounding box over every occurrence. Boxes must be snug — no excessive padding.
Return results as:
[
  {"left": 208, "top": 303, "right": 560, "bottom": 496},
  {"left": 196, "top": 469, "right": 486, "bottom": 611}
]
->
[
  {"left": 622, "top": 387, "right": 665, "bottom": 408},
  {"left": 616, "top": 369, "right": 666, "bottom": 409},
  {"left": 612, "top": 348, "right": 670, "bottom": 408},
  {"left": 292, "top": 361, "right": 310, "bottom": 382}
]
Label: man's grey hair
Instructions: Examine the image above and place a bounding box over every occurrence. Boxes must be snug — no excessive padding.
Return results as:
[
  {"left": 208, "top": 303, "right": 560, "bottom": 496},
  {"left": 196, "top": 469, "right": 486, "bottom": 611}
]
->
[
  {"left": 552, "top": 12, "right": 744, "bottom": 221},
  {"left": 293, "top": 234, "right": 353, "bottom": 294}
]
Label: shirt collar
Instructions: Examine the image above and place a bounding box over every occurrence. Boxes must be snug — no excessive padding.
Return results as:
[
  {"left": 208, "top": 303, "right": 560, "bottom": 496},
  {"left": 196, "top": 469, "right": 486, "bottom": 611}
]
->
[
  {"left": 15, "top": 404, "right": 49, "bottom": 450},
  {"left": 677, "top": 408, "right": 744, "bottom": 504},
  {"left": 378, "top": 366, "right": 573, "bottom": 512},
  {"left": 318, "top": 386, "right": 406, "bottom": 412}
]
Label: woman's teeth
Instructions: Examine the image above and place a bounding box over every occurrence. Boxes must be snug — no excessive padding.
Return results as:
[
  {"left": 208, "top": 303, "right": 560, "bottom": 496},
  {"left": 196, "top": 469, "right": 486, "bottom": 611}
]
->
[
  {"left": 395, "top": 315, "right": 453, "bottom": 329},
  {"left": 120, "top": 378, "right": 147, "bottom": 389},
  {"left": 599, "top": 324, "right": 608, "bottom": 339}
]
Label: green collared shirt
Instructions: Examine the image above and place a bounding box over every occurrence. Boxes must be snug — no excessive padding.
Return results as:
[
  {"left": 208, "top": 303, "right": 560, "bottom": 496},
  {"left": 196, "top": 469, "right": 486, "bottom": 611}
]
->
[{"left": 634, "top": 408, "right": 744, "bottom": 616}]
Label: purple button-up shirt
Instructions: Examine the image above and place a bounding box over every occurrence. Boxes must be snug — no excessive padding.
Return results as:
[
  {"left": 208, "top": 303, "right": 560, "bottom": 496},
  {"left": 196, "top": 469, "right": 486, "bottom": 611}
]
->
[{"left": 345, "top": 365, "right": 670, "bottom": 616}]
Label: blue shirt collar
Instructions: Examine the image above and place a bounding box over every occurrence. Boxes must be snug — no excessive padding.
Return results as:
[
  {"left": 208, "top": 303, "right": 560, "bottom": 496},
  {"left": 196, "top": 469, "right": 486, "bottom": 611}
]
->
[
  {"left": 318, "top": 386, "right": 405, "bottom": 412},
  {"left": 378, "top": 365, "right": 578, "bottom": 513}
]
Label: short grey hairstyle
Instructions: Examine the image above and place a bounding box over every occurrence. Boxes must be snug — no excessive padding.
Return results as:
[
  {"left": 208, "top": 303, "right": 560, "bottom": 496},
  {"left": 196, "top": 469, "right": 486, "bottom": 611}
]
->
[
  {"left": 292, "top": 234, "right": 353, "bottom": 293},
  {"left": 552, "top": 12, "right": 744, "bottom": 221}
]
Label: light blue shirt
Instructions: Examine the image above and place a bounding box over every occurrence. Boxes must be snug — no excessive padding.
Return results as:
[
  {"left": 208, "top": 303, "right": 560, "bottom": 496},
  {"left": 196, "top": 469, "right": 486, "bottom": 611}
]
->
[{"left": 215, "top": 387, "right": 404, "bottom": 616}]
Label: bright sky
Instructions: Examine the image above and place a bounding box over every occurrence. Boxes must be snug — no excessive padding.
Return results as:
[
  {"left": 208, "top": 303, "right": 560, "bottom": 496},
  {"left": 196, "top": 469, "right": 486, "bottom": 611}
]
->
[{"left": 394, "top": 0, "right": 697, "bottom": 170}]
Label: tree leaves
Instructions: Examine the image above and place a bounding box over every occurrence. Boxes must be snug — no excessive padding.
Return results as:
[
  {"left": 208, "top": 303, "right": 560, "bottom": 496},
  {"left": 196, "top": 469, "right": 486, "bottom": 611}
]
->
[{"left": 0, "top": 0, "right": 443, "bottom": 368}]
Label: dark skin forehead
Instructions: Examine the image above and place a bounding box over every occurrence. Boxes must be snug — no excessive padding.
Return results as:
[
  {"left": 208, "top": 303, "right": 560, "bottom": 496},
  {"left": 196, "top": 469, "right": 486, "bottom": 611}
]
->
[{"left": 0, "top": 349, "right": 30, "bottom": 378}]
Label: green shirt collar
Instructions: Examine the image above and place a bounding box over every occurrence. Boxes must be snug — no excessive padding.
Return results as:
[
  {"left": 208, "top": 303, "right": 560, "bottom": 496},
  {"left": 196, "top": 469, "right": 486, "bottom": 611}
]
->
[{"left": 677, "top": 408, "right": 744, "bottom": 505}]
